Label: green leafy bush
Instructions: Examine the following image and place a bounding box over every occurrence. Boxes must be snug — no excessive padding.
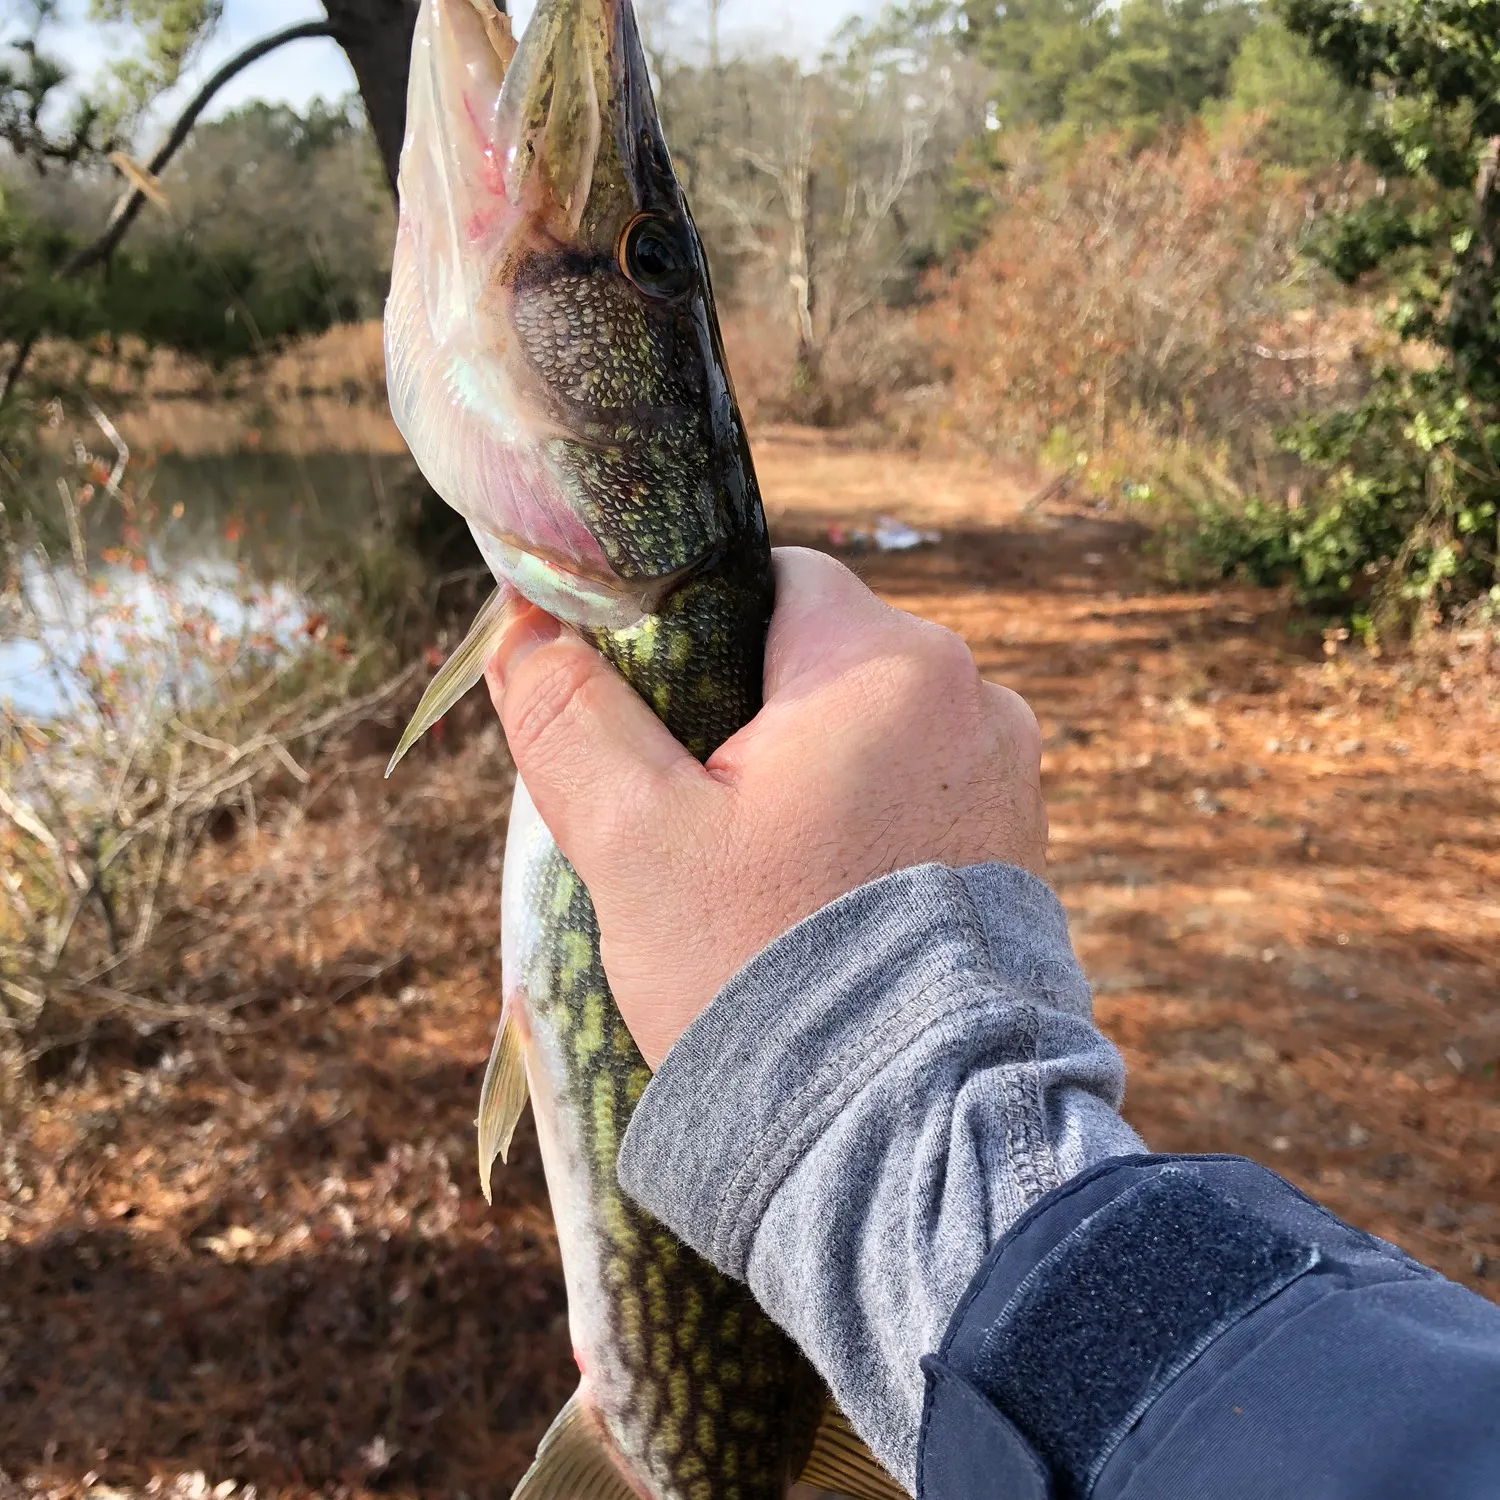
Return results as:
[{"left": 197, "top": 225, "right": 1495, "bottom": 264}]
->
[
  {"left": 0, "top": 206, "right": 370, "bottom": 363},
  {"left": 1192, "top": 0, "right": 1500, "bottom": 629},
  {"left": 1223, "top": 19, "right": 1364, "bottom": 166}
]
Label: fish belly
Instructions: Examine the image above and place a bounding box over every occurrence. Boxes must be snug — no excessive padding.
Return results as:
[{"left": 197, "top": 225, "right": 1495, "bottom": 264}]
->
[{"left": 501, "top": 780, "right": 822, "bottom": 1500}]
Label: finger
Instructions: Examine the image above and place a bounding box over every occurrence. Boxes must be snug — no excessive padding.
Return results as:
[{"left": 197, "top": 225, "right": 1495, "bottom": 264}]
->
[
  {"left": 486, "top": 606, "right": 709, "bottom": 879},
  {"left": 762, "top": 546, "right": 905, "bottom": 696}
]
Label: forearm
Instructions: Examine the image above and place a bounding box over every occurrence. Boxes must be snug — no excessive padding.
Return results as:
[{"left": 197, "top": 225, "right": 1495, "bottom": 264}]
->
[{"left": 616, "top": 861, "right": 1143, "bottom": 1485}]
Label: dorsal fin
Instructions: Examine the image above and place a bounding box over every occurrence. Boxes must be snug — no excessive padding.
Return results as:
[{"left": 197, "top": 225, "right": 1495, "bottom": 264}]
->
[
  {"left": 797, "top": 1400, "right": 909, "bottom": 1500},
  {"left": 386, "top": 584, "right": 516, "bottom": 776},
  {"left": 512, "top": 1388, "right": 644, "bottom": 1500},
  {"left": 476, "top": 1008, "right": 529, "bottom": 1203}
]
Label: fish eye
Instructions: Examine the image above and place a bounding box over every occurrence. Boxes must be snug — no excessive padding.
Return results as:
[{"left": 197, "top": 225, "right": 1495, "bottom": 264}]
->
[{"left": 619, "top": 215, "right": 692, "bottom": 300}]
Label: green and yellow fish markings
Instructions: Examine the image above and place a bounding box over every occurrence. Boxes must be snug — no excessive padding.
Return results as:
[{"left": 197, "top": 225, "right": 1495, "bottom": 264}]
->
[{"left": 383, "top": 4, "right": 909, "bottom": 1499}]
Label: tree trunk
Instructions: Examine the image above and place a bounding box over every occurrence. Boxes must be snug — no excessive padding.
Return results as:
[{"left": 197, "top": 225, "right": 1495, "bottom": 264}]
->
[
  {"left": 1449, "top": 134, "right": 1500, "bottom": 384},
  {"left": 320, "top": 0, "right": 494, "bottom": 577},
  {"left": 787, "top": 166, "right": 823, "bottom": 415},
  {"left": 322, "top": 0, "right": 424, "bottom": 196}
]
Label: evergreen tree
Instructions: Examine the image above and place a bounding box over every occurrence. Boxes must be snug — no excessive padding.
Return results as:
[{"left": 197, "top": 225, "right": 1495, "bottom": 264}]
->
[
  {"left": 1062, "top": 0, "right": 1255, "bottom": 136},
  {"left": 965, "top": 0, "right": 1256, "bottom": 137},
  {"left": 1263, "top": 0, "right": 1500, "bottom": 622},
  {"left": 1224, "top": 19, "right": 1363, "bottom": 166},
  {"left": 968, "top": 0, "right": 1112, "bottom": 130}
]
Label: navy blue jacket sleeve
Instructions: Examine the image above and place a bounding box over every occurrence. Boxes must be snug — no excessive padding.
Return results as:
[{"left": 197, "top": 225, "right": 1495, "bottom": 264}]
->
[{"left": 919, "top": 1154, "right": 1500, "bottom": 1500}]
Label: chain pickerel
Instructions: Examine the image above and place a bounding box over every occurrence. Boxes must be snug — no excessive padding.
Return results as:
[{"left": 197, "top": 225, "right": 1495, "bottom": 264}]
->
[{"left": 382, "top": 4, "right": 906, "bottom": 1500}]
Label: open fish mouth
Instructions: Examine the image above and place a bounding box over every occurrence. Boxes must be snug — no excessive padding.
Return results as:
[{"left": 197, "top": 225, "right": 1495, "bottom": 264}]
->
[{"left": 384, "top": 0, "right": 738, "bottom": 636}]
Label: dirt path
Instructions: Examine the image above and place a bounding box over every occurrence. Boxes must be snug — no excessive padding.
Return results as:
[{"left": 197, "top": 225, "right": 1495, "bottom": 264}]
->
[
  {"left": 758, "top": 430, "right": 1499, "bottom": 1293},
  {"left": 2, "top": 432, "right": 1496, "bottom": 1500}
]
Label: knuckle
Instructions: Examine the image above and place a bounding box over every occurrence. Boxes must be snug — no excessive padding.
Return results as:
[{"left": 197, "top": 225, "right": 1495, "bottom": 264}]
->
[
  {"left": 775, "top": 544, "right": 857, "bottom": 591},
  {"left": 860, "top": 623, "right": 980, "bottom": 729},
  {"left": 905, "top": 623, "right": 981, "bottom": 706},
  {"left": 927, "top": 625, "right": 980, "bottom": 684},
  {"left": 986, "top": 681, "right": 1042, "bottom": 763}
]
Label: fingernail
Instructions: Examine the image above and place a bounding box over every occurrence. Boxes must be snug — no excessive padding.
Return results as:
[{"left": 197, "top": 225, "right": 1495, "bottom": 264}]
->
[{"left": 490, "top": 606, "right": 561, "bottom": 693}]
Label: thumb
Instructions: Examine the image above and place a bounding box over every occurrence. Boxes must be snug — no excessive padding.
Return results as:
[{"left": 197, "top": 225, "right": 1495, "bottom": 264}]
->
[{"left": 484, "top": 605, "right": 706, "bottom": 881}]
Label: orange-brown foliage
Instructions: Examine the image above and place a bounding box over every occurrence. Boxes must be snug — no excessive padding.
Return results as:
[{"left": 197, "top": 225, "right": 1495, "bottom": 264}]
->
[{"left": 921, "top": 131, "right": 1370, "bottom": 477}]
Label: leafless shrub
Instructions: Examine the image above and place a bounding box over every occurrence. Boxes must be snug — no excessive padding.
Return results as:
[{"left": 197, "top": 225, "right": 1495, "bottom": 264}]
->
[
  {"left": 920, "top": 129, "right": 1373, "bottom": 487},
  {"left": 656, "top": 15, "right": 985, "bottom": 423},
  {"left": 0, "top": 403, "right": 418, "bottom": 1095}
]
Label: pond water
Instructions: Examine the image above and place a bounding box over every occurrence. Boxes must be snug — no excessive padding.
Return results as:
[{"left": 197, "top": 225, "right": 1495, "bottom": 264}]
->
[
  {"left": 1, "top": 395, "right": 420, "bottom": 721},
  {"left": 0, "top": 555, "right": 311, "bottom": 720}
]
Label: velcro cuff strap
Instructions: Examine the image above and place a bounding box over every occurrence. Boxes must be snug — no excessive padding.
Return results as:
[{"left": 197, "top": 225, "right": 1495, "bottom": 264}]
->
[
  {"left": 971, "top": 1167, "right": 1316, "bottom": 1497},
  {"left": 918, "top": 1357, "right": 1053, "bottom": 1500}
]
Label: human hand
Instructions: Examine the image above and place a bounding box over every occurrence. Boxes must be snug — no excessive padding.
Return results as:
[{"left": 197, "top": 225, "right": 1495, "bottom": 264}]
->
[{"left": 485, "top": 547, "right": 1046, "bottom": 1068}]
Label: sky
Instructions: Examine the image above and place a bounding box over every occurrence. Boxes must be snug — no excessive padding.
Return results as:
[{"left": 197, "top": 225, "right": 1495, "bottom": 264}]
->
[{"left": 22, "top": 0, "right": 880, "bottom": 133}]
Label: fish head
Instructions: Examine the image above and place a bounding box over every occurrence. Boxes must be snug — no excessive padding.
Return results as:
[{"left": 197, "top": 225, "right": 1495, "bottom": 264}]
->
[{"left": 387, "top": 0, "right": 759, "bottom": 631}]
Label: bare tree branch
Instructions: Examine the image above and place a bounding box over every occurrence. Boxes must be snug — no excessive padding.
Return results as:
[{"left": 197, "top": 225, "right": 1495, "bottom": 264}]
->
[
  {"left": 0, "top": 18, "right": 337, "bottom": 407},
  {"left": 65, "top": 20, "right": 338, "bottom": 278}
]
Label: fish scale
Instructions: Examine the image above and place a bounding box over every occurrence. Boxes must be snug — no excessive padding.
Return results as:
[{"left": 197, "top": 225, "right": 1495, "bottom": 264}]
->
[
  {"left": 500, "top": 557, "right": 827, "bottom": 1500},
  {"left": 519, "top": 835, "right": 821, "bottom": 1500},
  {"left": 495, "top": 556, "right": 843, "bottom": 1500}
]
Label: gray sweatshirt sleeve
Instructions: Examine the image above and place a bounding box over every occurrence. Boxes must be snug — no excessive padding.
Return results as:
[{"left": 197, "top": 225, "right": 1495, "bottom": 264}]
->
[{"left": 615, "top": 862, "right": 1145, "bottom": 1488}]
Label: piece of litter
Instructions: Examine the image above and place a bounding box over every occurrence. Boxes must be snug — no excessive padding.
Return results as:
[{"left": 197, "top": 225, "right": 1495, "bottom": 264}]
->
[{"left": 872, "top": 516, "right": 940, "bottom": 551}]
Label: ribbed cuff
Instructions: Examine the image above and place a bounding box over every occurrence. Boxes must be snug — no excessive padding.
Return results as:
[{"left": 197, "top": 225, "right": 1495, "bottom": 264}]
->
[{"left": 616, "top": 861, "right": 1083, "bottom": 1278}]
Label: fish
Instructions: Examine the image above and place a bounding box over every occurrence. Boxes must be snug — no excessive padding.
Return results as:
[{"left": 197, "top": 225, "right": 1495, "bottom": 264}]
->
[{"left": 381, "top": 4, "right": 908, "bottom": 1500}]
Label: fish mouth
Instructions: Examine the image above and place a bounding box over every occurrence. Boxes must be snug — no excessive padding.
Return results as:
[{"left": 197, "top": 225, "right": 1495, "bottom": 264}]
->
[
  {"left": 396, "top": 0, "right": 666, "bottom": 277},
  {"left": 495, "top": 0, "right": 670, "bottom": 249},
  {"left": 389, "top": 0, "right": 721, "bottom": 632}
]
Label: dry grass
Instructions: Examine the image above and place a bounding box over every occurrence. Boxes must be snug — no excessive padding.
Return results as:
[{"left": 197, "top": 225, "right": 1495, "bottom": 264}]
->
[
  {"left": 27, "top": 325, "right": 390, "bottom": 406},
  {"left": 0, "top": 703, "right": 566, "bottom": 1500}
]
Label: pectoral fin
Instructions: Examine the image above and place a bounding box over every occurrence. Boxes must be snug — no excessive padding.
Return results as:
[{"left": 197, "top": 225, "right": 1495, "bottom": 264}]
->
[
  {"left": 511, "top": 1388, "right": 643, "bottom": 1500},
  {"left": 798, "top": 1401, "right": 909, "bottom": 1500},
  {"left": 476, "top": 1007, "right": 529, "bottom": 1203},
  {"left": 385, "top": 585, "right": 516, "bottom": 776},
  {"left": 465, "top": 0, "right": 517, "bottom": 66}
]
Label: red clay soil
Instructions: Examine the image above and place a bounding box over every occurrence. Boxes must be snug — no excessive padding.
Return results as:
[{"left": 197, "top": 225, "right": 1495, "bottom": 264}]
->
[{"left": 2, "top": 431, "right": 1496, "bottom": 1500}]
